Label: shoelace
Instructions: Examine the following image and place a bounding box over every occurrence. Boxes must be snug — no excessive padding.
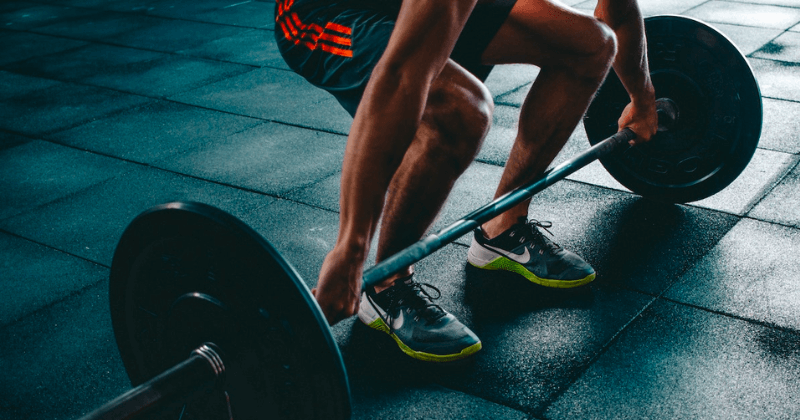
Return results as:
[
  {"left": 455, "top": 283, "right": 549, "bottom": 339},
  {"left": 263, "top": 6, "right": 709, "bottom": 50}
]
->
[
  {"left": 518, "top": 220, "right": 561, "bottom": 252},
  {"left": 367, "top": 280, "right": 445, "bottom": 334}
]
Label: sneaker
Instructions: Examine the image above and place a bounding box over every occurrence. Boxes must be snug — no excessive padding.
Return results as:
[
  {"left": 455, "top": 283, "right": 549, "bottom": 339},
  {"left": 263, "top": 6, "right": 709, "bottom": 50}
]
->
[
  {"left": 467, "top": 218, "right": 595, "bottom": 288},
  {"left": 358, "top": 276, "right": 482, "bottom": 362}
]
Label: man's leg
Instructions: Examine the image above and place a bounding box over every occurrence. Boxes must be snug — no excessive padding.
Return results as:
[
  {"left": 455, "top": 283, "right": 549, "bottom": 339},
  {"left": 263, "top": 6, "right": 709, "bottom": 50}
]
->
[
  {"left": 372, "top": 61, "right": 493, "bottom": 288},
  {"left": 352, "top": 60, "right": 491, "bottom": 362},
  {"left": 482, "top": 0, "right": 617, "bottom": 235},
  {"left": 466, "top": 0, "right": 616, "bottom": 287}
]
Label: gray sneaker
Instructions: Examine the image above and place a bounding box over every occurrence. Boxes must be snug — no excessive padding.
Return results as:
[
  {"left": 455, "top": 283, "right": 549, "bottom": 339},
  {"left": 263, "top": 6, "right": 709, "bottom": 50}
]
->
[
  {"left": 467, "top": 218, "right": 595, "bottom": 288},
  {"left": 358, "top": 276, "right": 482, "bottom": 362}
]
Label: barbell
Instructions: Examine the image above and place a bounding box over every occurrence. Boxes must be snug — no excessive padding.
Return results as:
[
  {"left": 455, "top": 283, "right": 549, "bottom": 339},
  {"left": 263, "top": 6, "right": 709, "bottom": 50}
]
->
[{"left": 78, "top": 15, "right": 761, "bottom": 420}]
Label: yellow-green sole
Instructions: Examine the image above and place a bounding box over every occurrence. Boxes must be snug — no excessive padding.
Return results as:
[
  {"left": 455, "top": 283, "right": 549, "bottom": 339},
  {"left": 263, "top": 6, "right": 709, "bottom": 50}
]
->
[
  {"left": 469, "top": 257, "right": 595, "bottom": 288},
  {"left": 367, "top": 319, "right": 482, "bottom": 362}
]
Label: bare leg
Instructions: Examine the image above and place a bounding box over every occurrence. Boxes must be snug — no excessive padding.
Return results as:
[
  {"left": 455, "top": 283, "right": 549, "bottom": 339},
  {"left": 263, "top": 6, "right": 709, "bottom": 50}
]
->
[
  {"left": 315, "top": 60, "right": 491, "bottom": 320},
  {"left": 479, "top": 0, "right": 617, "bottom": 238},
  {"left": 373, "top": 61, "right": 493, "bottom": 291}
]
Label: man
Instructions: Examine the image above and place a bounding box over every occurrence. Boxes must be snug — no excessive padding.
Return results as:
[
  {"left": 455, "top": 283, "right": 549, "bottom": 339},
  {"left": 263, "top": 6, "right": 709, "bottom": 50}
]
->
[{"left": 276, "top": 0, "right": 658, "bottom": 362}]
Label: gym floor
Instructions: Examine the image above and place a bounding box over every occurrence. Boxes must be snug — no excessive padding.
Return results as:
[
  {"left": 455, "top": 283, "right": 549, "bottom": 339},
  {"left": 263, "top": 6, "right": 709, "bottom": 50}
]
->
[{"left": 2, "top": 0, "right": 800, "bottom": 419}]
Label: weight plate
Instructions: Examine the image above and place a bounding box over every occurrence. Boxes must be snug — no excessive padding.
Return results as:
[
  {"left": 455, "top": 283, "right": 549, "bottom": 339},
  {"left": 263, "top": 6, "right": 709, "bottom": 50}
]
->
[
  {"left": 583, "top": 15, "right": 762, "bottom": 203},
  {"left": 109, "top": 202, "right": 351, "bottom": 420}
]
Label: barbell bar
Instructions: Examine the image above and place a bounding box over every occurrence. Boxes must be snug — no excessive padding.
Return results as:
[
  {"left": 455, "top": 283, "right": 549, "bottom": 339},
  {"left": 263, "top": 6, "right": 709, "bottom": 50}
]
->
[{"left": 78, "top": 14, "right": 761, "bottom": 420}]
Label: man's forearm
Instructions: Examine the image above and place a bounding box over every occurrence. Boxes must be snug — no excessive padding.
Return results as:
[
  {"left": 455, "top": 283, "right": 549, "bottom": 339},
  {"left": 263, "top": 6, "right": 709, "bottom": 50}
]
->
[{"left": 596, "top": 2, "right": 654, "bottom": 104}]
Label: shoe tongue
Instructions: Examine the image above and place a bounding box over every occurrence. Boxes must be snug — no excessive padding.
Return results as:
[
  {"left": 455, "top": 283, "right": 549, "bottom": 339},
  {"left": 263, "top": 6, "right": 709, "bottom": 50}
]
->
[
  {"left": 387, "top": 275, "right": 414, "bottom": 290},
  {"left": 387, "top": 277, "right": 447, "bottom": 321},
  {"left": 372, "top": 276, "right": 413, "bottom": 300},
  {"left": 510, "top": 217, "right": 528, "bottom": 231}
]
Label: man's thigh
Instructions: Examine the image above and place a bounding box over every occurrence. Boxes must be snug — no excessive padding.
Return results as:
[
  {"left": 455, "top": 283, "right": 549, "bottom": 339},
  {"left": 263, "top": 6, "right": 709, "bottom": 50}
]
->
[{"left": 480, "top": 0, "right": 611, "bottom": 67}]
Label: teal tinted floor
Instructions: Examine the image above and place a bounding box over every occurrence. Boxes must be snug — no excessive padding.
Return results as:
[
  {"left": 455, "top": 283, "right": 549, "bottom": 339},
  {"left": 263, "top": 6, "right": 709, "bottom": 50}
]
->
[{"left": 2, "top": 0, "right": 800, "bottom": 419}]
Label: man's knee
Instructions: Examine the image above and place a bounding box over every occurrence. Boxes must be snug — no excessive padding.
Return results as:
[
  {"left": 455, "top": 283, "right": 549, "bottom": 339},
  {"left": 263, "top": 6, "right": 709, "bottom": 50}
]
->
[
  {"left": 423, "top": 74, "right": 493, "bottom": 171},
  {"left": 575, "top": 20, "right": 617, "bottom": 80}
]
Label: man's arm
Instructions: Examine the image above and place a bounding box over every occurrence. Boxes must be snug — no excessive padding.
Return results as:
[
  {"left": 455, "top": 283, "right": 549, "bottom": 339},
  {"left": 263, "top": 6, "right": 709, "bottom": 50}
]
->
[
  {"left": 313, "top": 0, "right": 478, "bottom": 324},
  {"left": 595, "top": 0, "right": 658, "bottom": 144}
]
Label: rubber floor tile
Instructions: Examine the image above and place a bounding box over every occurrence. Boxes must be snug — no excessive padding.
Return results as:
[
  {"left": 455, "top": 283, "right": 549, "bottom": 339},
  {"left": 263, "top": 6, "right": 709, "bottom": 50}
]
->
[
  {"left": 665, "top": 219, "right": 800, "bottom": 331},
  {"left": 4, "top": 43, "right": 165, "bottom": 85},
  {"left": 0, "top": 281, "right": 131, "bottom": 420},
  {"left": 191, "top": 0, "right": 275, "bottom": 28},
  {"left": 0, "top": 131, "right": 31, "bottom": 151},
  {"left": 710, "top": 23, "right": 783, "bottom": 56},
  {"left": 169, "top": 67, "right": 353, "bottom": 134},
  {"left": 349, "top": 383, "right": 530, "bottom": 420},
  {"left": 106, "top": 18, "right": 245, "bottom": 53},
  {"left": 0, "top": 82, "right": 150, "bottom": 136},
  {"left": 137, "top": 0, "right": 240, "bottom": 19},
  {"left": 282, "top": 171, "right": 342, "bottom": 212},
  {"left": 30, "top": 10, "right": 161, "bottom": 40},
  {"left": 0, "top": 166, "right": 276, "bottom": 266},
  {"left": 750, "top": 58, "right": 800, "bottom": 101},
  {"left": 237, "top": 199, "right": 340, "bottom": 287},
  {"left": 636, "top": 0, "right": 709, "bottom": 16},
  {"left": 6, "top": 42, "right": 253, "bottom": 98},
  {"left": 724, "top": 0, "right": 800, "bottom": 7},
  {"left": 752, "top": 31, "right": 800, "bottom": 63},
  {"left": 0, "top": 30, "right": 87, "bottom": 67},
  {"left": 177, "top": 28, "right": 288, "bottom": 68},
  {"left": 688, "top": 148, "right": 797, "bottom": 215},
  {"left": 0, "top": 232, "right": 108, "bottom": 326},
  {"left": 158, "top": 122, "right": 346, "bottom": 195},
  {"left": 43, "top": 0, "right": 159, "bottom": 11},
  {"left": 546, "top": 300, "right": 800, "bottom": 420},
  {"left": 0, "top": 4, "right": 95, "bottom": 30},
  {"left": 484, "top": 64, "right": 540, "bottom": 100},
  {"left": 572, "top": 0, "right": 707, "bottom": 16},
  {"left": 685, "top": 1, "right": 800, "bottom": 30},
  {"left": 494, "top": 82, "right": 531, "bottom": 107},
  {"left": 0, "top": 70, "right": 61, "bottom": 100},
  {"left": 0, "top": 2, "right": 38, "bottom": 13},
  {"left": 48, "top": 100, "right": 262, "bottom": 163},
  {"left": 748, "top": 162, "right": 800, "bottom": 227},
  {"left": 758, "top": 98, "right": 800, "bottom": 154},
  {"left": 86, "top": 54, "right": 253, "bottom": 98},
  {"left": 0, "top": 141, "right": 132, "bottom": 221}
]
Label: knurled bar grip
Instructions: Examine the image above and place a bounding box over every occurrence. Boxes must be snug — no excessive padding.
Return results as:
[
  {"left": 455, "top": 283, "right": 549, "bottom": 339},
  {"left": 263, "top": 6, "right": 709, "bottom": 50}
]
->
[
  {"left": 362, "top": 128, "right": 637, "bottom": 289},
  {"left": 79, "top": 344, "right": 225, "bottom": 420}
]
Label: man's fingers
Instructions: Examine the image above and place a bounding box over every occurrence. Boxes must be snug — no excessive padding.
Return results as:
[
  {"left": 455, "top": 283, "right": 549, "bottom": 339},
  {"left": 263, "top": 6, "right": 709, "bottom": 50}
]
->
[{"left": 628, "top": 130, "right": 649, "bottom": 146}]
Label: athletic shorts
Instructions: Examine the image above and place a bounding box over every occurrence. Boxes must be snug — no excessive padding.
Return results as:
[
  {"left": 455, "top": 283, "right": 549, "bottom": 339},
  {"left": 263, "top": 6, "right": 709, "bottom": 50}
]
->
[{"left": 274, "top": 0, "right": 517, "bottom": 116}]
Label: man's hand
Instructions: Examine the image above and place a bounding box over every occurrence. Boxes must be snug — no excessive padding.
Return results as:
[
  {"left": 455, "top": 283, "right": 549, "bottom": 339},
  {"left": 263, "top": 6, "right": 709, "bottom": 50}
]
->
[
  {"left": 618, "top": 98, "right": 658, "bottom": 146},
  {"left": 312, "top": 250, "right": 363, "bottom": 325}
]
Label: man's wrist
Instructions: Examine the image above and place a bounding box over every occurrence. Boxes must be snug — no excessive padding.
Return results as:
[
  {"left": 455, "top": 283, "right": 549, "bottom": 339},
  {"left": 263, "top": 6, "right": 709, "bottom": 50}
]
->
[{"left": 630, "top": 83, "right": 656, "bottom": 106}]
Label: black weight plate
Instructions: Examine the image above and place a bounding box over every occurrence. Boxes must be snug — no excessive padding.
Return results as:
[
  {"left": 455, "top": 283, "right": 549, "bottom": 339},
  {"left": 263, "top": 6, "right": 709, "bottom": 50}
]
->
[
  {"left": 109, "top": 202, "right": 351, "bottom": 420},
  {"left": 583, "top": 15, "right": 762, "bottom": 203}
]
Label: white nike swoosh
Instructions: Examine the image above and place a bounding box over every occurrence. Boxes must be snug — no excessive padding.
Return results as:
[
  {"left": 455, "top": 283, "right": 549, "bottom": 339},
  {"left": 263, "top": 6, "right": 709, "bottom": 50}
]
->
[
  {"left": 374, "top": 304, "right": 405, "bottom": 330},
  {"left": 391, "top": 310, "right": 404, "bottom": 330},
  {"left": 483, "top": 244, "right": 531, "bottom": 264}
]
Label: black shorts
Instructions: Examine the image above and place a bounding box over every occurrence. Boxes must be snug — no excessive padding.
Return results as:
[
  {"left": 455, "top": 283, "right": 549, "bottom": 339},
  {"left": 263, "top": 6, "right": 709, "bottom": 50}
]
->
[{"left": 275, "top": 0, "right": 516, "bottom": 116}]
